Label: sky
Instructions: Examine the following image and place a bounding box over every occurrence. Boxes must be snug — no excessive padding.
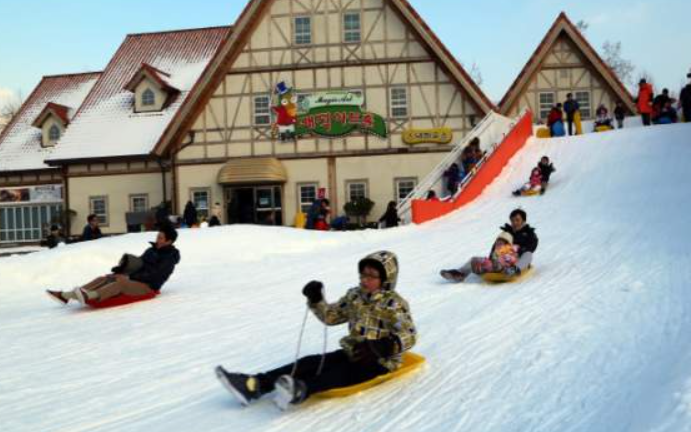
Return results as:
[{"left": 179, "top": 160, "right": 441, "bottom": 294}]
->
[{"left": 0, "top": 0, "right": 689, "bottom": 112}]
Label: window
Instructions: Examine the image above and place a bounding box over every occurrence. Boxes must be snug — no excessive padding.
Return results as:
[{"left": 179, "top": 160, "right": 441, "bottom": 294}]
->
[
  {"left": 142, "top": 88, "right": 155, "bottom": 106},
  {"left": 191, "top": 189, "right": 210, "bottom": 219},
  {"left": 395, "top": 178, "right": 417, "bottom": 203},
  {"left": 48, "top": 125, "right": 61, "bottom": 142},
  {"left": 130, "top": 194, "right": 149, "bottom": 213},
  {"left": 0, "top": 204, "right": 62, "bottom": 244},
  {"left": 254, "top": 96, "right": 271, "bottom": 125},
  {"left": 346, "top": 181, "right": 368, "bottom": 202},
  {"left": 539, "top": 92, "right": 556, "bottom": 120},
  {"left": 390, "top": 87, "right": 409, "bottom": 118},
  {"left": 294, "top": 16, "right": 312, "bottom": 45},
  {"left": 298, "top": 183, "right": 318, "bottom": 214},
  {"left": 89, "top": 196, "right": 109, "bottom": 226},
  {"left": 575, "top": 91, "right": 592, "bottom": 119},
  {"left": 343, "top": 13, "right": 361, "bottom": 43}
]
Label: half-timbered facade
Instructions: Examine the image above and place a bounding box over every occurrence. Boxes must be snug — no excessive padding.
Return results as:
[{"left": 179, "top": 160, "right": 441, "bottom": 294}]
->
[
  {"left": 500, "top": 12, "right": 636, "bottom": 121},
  {"left": 167, "top": 0, "right": 493, "bottom": 227}
]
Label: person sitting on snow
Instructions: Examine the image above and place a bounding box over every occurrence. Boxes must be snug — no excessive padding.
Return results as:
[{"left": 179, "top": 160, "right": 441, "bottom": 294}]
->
[
  {"left": 46, "top": 225, "right": 181, "bottom": 305},
  {"left": 215, "top": 251, "right": 417, "bottom": 410},
  {"left": 441, "top": 232, "right": 518, "bottom": 282},
  {"left": 537, "top": 156, "right": 556, "bottom": 195},
  {"left": 594, "top": 105, "right": 613, "bottom": 130},
  {"left": 441, "top": 209, "right": 538, "bottom": 282},
  {"left": 512, "top": 167, "right": 543, "bottom": 196}
]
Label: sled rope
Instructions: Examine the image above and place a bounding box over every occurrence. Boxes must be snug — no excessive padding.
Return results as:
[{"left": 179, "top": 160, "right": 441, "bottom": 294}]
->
[{"left": 290, "top": 304, "right": 328, "bottom": 378}]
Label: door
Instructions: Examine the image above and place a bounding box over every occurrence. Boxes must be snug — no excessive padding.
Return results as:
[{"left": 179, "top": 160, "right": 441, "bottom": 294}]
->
[{"left": 255, "top": 186, "right": 283, "bottom": 226}]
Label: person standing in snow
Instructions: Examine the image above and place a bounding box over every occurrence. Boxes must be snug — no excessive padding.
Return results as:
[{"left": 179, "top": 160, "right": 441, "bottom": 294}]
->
[
  {"left": 547, "top": 104, "right": 565, "bottom": 137},
  {"left": 81, "top": 214, "right": 103, "bottom": 242},
  {"left": 379, "top": 201, "right": 401, "bottom": 229},
  {"left": 209, "top": 202, "right": 222, "bottom": 227},
  {"left": 614, "top": 102, "right": 626, "bottom": 129},
  {"left": 563, "top": 93, "right": 580, "bottom": 136},
  {"left": 183, "top": 201, "right": 198, "bottom": 228},
  {"left": 440, "top": 209, "right": 538, "bottom": 282},
  {"left": 215, "top": 251, "right": 417, "bottom": 409},
  {"left": 637, "top": 79, "right": 654, "bottom": 126},
  {"left": 46, "top": 225, "right": 181, "bottom": 306},
  {"left": 680, "top": 71, "right": 691, "bottom": 123},
  {"left": 314, "top": 199, "right": 331, "bottom": 231}
]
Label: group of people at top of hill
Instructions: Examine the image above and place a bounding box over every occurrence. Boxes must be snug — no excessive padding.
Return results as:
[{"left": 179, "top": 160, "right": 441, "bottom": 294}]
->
[
  {"left": 637, "top": 72, "right": 691, "bottom": 126},
  {"left": 547, "top": 93, "right": 628, "bottom": 137}
]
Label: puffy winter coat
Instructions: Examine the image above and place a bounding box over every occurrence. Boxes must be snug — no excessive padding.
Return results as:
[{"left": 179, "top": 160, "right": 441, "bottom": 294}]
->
[
  {"left": 309, "top": 251, "right": 417, "bottom": 371},
  {"left": 529, "top": 169, "right": 542, "bottom": 188},
  {"left": 547, "top": 108, "right": 563, "bottom": 126},
  {"left": 680, "top": 85, "right": 691, "bottom": 110},
  {"left": 538, "top": 162, "right": 556, "bottom": 183},
  {"left": 130, "top": 243, "right": 181, "bottom": 291},
  {"left": 563, "top": 99, "right": 580, "bottom": 117},
  {"left": 82, "top": 225, "right": 103, "bottom": 242},
  {"left": 637, "top": 83, "right": 654, "bottom": 114},
  {"left": 500, "top": 223, "right": 538, "bottom": 256}
]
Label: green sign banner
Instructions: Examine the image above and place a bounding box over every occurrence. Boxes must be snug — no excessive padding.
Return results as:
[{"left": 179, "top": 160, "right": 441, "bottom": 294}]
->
[{"left": 296, "top": 105, "right": 387, "bottom": 139}]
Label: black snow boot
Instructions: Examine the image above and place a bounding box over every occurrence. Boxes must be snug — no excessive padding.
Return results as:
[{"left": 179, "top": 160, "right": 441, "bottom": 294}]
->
[
  {"left": 273, "top": 375, "right": 308, "bottom": 411},
  {"left": 215, "top": 367, "right": 262, "bottom": 406},
  {"left": 440, "top": 270, "right": 468, "bottom": 283},
  {"left": 46, "top": 290, "right": 69, "bottom": 305}
]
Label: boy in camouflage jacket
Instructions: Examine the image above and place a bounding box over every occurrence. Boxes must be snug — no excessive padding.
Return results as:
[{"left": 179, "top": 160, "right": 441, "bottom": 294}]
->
[{"left": 215, "top": 251, "right": 417, "bottom": 409}]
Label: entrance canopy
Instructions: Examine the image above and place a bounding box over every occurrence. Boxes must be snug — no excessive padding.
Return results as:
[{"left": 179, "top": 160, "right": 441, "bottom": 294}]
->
[{"left": 217, "top": 157, "right": 287, "bottom": 185}]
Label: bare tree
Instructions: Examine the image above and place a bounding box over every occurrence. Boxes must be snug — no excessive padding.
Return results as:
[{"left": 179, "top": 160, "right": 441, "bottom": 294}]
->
[
  {"left": 576, "top": 20, "right": 589, "bottom": 33},
  {"left": 602, "top": 41, "right": 636, "bottom": 88},
  {"left": 461, "top": 61, "right": 484, "bottom": 87},
  {"left": 0, "top": 90, "right": 23, "bottom": 124},
  {"left": 636, "top": 70, "right": 656, "bottom": 89}
]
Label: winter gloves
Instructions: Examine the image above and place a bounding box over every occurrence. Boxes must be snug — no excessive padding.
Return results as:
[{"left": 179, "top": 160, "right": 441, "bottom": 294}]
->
[
  {"left": 351, "top": 337, "right": 399, "bottom": 363},
  {"left": 302, "top": 281, "right": 324, "bottom": 304}
]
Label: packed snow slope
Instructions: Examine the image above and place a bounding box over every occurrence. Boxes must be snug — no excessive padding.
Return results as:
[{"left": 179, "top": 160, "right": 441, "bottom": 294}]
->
[{"left": 1, "top": 123, "right": 690, "bottom": 432}]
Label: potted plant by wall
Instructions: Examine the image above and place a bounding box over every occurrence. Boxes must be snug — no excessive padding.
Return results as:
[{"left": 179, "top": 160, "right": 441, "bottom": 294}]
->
[{"left": 344, "top": 197, "right": 375, "bottom": 229}]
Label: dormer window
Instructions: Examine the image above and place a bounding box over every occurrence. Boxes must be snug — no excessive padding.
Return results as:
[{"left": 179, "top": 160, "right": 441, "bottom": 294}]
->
[
  {"left": 142, "top": 88, "right": 156, "bottom": 106},
  {"left": 49, "top": 124, "right": 61, "bottom": 142},
  {"left": 32, "top": 102, "right": 70, "bottom": 148},
  {"left": 124, "top": 63, "right": 179, "bottom": 113}
]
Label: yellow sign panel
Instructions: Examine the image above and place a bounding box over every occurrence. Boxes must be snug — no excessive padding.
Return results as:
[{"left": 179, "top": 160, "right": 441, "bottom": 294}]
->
[{"left": 402, "top": 127, "right": 453, "bottom": 145}]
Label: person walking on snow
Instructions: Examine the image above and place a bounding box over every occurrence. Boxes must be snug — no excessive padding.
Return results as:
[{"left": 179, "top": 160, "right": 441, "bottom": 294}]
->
[
  {"left": 614, "top": 102, "right": 626, "bottom": 129},
  {"left": 563, "top": 93, "right": 580, "bottom": 136},
  {"left": 215, "top": 251, "right": 417, "bottom": 410},
  {"left": 46, "top": 225, "right": 181, "bottom": 305},
  {"left": 637, "top": 79, "right": 654, "bottom": 126},
  {"left": 680, "top": 70, "right": 691, "bottom": 123}
]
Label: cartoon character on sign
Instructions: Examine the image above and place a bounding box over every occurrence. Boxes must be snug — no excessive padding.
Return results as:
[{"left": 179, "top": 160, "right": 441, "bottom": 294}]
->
[{"left": 272, "top": 81, "right": 298, "bottom": 142}]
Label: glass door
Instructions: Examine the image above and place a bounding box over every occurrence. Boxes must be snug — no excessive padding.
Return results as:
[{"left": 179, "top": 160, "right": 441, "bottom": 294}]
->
[{"left": 255, "top": 186, "right": 283, "bottom": 226}]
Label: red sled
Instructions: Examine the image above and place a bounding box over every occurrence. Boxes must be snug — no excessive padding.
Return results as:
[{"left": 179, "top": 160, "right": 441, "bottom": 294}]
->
[{"left": 86, "top": 291, "right": 159, "bottom": 309}]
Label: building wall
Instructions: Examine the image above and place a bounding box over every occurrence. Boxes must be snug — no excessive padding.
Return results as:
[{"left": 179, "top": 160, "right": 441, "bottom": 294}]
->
[
  {"left": 68, "top": 172, "right": 164, "bottom": 234},
  {"left": 177, "top": 0, "right": 480, "bottom": 163},
  {"left": 505, "top": 34, "right": 624, "bottom": 121}
]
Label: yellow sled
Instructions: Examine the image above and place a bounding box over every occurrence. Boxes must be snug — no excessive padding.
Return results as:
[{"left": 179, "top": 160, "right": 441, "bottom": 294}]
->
[
  {"left": 595, "top": 125, "right": 613, "bottom": 133},
  {"left": 521, "top": 189, "right": 541, "bottom": 197},
  {"left": 481, "top": 267, "right": 534, "bottom": 284},
  {"left": 574, "top": 111, "right": 583, "bottom": 135},
  {"left": 536, "top": 127, "right": 551, "bottom": 139},
  {"left": 314, "top": 352, "right": 426, "bottom": 399}
]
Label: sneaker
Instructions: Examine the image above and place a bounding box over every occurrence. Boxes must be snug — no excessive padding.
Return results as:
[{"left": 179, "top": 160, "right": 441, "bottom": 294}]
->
[
  {"left": 215, "top": 367, "right": 261, "bottom": 407},
  {"left": 46, "top": 290, "right": 69, "bottom": 305},
  {"left": 73, "top": 288, "right": 88, "bottom": 305},
  {"left": 440, "top": 270, "right": 468, "bottom": 283},
  {"left": 273, "top": 375, "right": 307, "bottom": 411}
]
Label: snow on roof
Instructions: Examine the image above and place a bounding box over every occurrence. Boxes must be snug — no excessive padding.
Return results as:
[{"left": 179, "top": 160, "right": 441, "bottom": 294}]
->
[
  {"left": 0, "top": 73, "right": 101, "bottom": 172},
  {"left": 47, "top": 26, "right": 230, "bottom": 163}
]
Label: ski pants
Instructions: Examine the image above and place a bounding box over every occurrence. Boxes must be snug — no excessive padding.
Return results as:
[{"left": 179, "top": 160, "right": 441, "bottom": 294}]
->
[
  {"left": 257, "top": 350, "right": 389, "bottom": 397},
  {"left": 81, "top": 275, "right": 155, "bottom": 301},
  {"left": 567, "top": 116, "right": 575, "bottom": 136},
  {"left": 641, "top": 113, "right": 651, "bottom": 126},
  {"left": 684, "top": 108, "right": 691, "bottom": 124}
]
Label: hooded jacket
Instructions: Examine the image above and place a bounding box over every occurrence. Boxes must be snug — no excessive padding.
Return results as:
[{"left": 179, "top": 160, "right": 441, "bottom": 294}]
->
[
  {"left": 309, "top": 251, "right": 417, "bottom": 371},
  {"left": 129, "top": 243, "right": 181, "bottom": 291}
]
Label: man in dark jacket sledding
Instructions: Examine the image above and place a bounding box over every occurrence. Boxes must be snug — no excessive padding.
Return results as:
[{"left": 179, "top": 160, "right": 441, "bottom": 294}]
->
[
  {"left": 46, "top": 225, "right": 181, "bottom": 305},
  {"left": 215, "top": 251, "right": 417, "bottom": 410},
  {"left": 441, "top": 209, "right": 538, "bottom": 282}
]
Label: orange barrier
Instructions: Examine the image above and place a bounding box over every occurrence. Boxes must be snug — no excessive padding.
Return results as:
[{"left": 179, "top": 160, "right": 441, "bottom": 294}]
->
[{"left": 412, "top": 111, "right": 534, "bottom": 224}]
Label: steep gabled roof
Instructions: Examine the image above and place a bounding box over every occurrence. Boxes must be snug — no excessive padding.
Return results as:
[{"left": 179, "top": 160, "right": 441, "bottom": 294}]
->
[
  {"left": 152, "top": 0, "right": 495, "bottom": 156},
  {"left": 32, "top": 102, "right": 71, "bottom": 128},
  {"left": 0, "top": 72, "right": 101, "bottom": 172},
  {"left": 46, "top": 26, "right": 231, "bottom": 164},
  {"left": 123, "top": 63, "right": 179, "bottom": 94},
  {"left": 499, "top": 12, "right": 636, "bottom": 114}
]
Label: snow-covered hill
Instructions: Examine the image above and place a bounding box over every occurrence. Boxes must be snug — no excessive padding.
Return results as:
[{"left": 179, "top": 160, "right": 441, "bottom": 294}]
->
[{"left": 1, "top": 123, "right": 690, "bottom": 432}]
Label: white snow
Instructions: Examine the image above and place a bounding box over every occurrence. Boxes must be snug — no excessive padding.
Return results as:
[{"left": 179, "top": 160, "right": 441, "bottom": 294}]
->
[
  {"left": 0, "top": 75, "right": 99, "bottom": 172},
  {"left": 1, "top": 123, "right": 690, "bottom": 431}
]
